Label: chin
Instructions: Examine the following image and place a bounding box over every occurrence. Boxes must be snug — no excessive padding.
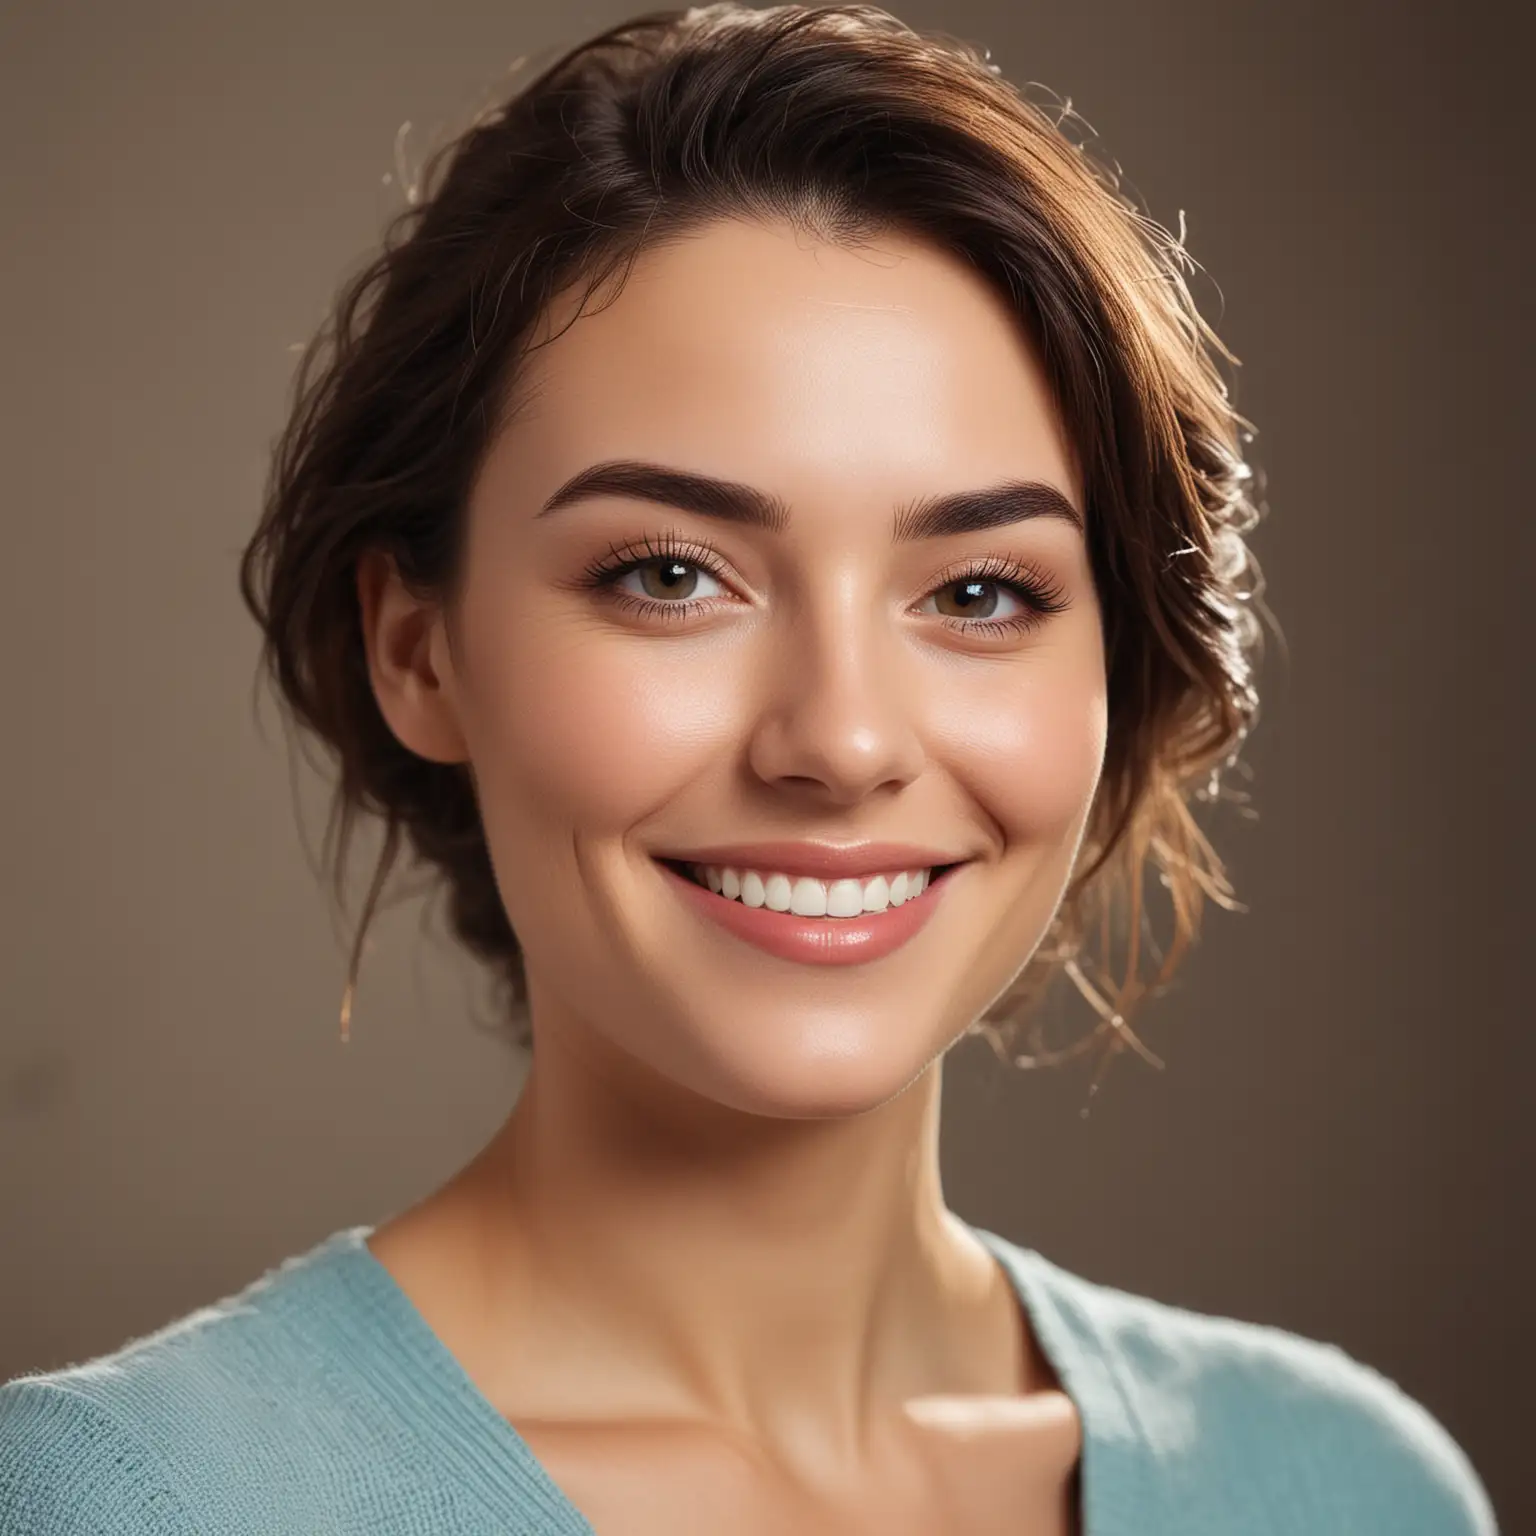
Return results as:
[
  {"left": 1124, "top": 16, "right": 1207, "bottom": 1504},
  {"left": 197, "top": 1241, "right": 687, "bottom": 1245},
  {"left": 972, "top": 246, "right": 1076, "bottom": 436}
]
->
[{"left": 649, "top": 1004, "right": 949, "bottom": 1121}]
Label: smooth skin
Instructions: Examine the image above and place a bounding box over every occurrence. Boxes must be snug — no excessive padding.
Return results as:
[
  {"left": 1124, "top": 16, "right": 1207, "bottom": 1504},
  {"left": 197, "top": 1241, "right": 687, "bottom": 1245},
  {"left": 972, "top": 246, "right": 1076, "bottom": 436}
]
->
[{"left": 358, "top": 217, "right": 1106, "bottom": 1534}]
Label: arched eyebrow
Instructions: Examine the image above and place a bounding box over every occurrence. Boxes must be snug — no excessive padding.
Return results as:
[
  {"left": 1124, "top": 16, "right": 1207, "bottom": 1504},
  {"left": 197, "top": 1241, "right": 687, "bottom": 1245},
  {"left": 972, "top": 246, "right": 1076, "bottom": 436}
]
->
[{"left": 537, "top": 459, "right": 1083, "bottom": 540}]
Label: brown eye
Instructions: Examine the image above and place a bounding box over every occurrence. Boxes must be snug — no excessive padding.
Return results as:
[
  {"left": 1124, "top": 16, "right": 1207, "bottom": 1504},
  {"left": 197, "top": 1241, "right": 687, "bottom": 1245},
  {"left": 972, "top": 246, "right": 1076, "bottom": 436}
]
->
[
  {"left": 933, "top": 578, "right": 1006, "bottom": 620},
  {"left": 581, "top": 536, "right": 734, "bottom": 617},
  {"left": 635, "top": 559, "right": 704, "bottom": 601}
]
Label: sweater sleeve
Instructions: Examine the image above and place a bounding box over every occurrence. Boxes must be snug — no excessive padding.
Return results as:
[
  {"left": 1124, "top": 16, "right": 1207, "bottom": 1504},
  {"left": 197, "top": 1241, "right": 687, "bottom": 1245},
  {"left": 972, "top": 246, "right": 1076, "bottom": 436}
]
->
[
  {"left": 0, "top": 1378, "right": 198, "bottom": 1536},
  {"left": 1303, "top": 1347, "right": 1499, "bottom": 1536}
]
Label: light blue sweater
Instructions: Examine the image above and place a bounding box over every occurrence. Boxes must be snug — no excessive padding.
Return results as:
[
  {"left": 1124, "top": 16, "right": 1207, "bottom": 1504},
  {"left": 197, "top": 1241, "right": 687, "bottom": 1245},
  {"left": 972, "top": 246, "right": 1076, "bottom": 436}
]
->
[{"left": 0, "top": 1223, "right": 1498, "bottom": 1533}]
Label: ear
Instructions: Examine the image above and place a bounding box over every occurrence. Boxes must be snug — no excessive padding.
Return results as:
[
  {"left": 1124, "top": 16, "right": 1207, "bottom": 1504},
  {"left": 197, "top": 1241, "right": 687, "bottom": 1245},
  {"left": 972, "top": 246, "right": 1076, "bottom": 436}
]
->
[{"left": 356, "top": 549, "right": 468, "bottom": 765}]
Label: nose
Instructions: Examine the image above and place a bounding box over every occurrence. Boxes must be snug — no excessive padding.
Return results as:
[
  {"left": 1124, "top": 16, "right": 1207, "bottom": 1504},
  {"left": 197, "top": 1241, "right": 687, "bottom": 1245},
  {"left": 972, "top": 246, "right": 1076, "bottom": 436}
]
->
[{"left": 744, "top": 584, "right": 926, "bottom": 806}]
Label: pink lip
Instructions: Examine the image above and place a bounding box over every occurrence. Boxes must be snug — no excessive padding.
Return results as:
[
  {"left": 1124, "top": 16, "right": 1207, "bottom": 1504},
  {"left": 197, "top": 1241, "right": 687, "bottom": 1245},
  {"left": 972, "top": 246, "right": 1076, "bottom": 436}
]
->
[
  {"left": 655, "top": 841, "right": 968, "bottom": 881},
  {"left": 655, "top": 858, "right": 961, "bottom": 967}
]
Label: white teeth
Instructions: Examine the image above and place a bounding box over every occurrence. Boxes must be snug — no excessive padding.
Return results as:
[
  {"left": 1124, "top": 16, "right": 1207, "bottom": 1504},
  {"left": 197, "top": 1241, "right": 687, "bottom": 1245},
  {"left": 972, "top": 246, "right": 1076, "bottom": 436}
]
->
[{"left": 688, "top": 863, "right": 934, "bottom": 918}]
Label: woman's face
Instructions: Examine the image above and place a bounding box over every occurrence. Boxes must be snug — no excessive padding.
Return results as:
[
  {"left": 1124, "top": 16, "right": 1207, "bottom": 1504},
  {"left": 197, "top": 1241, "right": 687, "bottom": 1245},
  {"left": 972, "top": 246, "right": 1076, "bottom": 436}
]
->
[{"left": 385, "top": 217, "right": 1106, "bottom": 1118}]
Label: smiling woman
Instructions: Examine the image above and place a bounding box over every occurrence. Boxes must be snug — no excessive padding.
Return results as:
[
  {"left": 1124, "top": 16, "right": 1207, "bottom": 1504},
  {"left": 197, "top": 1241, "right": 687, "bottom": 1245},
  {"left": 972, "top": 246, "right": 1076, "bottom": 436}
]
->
[
  {"left": 0, "top": 4, "right": 1496, "bottom": 1535},
  {"left": 347, "top": 211, "right": 1122, "bottom": 1128}
]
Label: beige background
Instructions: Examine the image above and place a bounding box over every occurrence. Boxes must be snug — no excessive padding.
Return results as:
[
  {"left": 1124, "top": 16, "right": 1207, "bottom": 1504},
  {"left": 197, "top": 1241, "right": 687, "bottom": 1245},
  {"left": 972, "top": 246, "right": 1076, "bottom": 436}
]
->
[{"left": 0, "top": 0, "right": 1527, "bottom": 1527}]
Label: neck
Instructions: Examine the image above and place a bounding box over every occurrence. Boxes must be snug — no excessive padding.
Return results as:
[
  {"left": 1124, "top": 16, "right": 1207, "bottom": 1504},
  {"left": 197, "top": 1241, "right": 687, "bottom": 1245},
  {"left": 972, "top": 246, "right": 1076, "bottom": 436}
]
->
[{"left": 428, "top": 1016, "right": 1027, "bottom": 1462}]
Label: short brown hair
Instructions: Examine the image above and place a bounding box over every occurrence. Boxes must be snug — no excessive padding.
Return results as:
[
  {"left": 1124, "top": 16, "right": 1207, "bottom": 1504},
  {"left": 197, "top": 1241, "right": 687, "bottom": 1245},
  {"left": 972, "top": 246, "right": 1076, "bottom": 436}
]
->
[{"left": 239, "top": 3, "right": 1268, "bottom": 1077}]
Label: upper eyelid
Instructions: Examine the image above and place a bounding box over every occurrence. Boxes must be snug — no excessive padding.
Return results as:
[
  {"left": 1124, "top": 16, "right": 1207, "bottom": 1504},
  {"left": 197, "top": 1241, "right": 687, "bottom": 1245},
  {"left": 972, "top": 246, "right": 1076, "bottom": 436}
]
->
[
  {"left": 592, "top": 538, "right": 1055, "bottom": 597},
  {"left": 598, "top": 550, "right": 1067, "bottom": 633}
]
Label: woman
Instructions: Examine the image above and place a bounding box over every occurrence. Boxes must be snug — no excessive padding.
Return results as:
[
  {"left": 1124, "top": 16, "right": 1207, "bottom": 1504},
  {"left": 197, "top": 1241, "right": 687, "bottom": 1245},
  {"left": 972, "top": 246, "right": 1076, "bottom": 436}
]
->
[{"left": 0, "top": 4, "right": 1496, "bottom": 1532}]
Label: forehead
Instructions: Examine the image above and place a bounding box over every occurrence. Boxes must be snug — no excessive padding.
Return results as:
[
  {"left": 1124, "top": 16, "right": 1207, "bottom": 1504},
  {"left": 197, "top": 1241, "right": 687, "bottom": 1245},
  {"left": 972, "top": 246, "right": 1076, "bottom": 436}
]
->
[{"left": 506, "top": 218, "right": 1081, "bottom": 516}]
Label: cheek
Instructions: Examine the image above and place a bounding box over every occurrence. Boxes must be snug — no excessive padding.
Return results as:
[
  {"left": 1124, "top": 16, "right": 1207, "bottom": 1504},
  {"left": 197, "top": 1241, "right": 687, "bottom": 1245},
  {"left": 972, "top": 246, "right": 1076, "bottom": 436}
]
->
[
  {"left": 945, "top": 643, "right": 1108, "bottom": 848},
  {"left": 454, "top": 617, "right": 743, "bottom": 842}
]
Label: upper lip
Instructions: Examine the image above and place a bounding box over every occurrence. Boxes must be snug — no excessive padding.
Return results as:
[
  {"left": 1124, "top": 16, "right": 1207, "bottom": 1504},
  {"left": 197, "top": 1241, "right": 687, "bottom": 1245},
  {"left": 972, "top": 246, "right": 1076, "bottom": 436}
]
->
[{"left": 656, "top": 842, "right": 971, "bottom": 881}]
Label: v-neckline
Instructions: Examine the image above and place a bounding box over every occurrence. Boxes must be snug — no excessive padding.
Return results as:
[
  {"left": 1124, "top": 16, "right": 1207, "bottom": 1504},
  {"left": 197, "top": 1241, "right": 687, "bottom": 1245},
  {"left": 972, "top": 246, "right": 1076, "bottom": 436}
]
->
[{"left": 316, "top": 1221, "right": 1152, "bottom": 1535}]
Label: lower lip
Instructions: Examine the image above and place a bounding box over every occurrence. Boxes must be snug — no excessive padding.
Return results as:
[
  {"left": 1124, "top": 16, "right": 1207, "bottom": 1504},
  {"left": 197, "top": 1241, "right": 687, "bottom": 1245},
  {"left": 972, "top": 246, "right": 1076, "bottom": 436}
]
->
[{"left": 655, "top": 860, "right": 962, "bottom": 967}]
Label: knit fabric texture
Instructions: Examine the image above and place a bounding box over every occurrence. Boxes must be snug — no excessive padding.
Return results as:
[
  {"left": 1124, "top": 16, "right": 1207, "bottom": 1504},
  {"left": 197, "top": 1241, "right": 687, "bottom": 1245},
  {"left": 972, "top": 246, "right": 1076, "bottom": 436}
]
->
[{"left": 0, "top": 1223, "right": 1498, "bottom": 1533}]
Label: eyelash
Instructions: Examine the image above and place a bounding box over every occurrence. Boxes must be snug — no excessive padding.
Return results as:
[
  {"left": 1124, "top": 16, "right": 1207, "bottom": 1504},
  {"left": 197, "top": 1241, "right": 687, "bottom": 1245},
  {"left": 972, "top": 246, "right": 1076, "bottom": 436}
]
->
[{"left": 578, "top": 531, "right": 1070, "bottom": 637}]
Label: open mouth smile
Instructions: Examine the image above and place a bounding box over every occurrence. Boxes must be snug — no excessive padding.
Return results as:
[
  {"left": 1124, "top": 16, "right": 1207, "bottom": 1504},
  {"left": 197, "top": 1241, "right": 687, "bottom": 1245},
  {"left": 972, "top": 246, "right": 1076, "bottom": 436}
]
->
[{"left": 653, "top": 857, "right": 966, "bottom": 966}]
